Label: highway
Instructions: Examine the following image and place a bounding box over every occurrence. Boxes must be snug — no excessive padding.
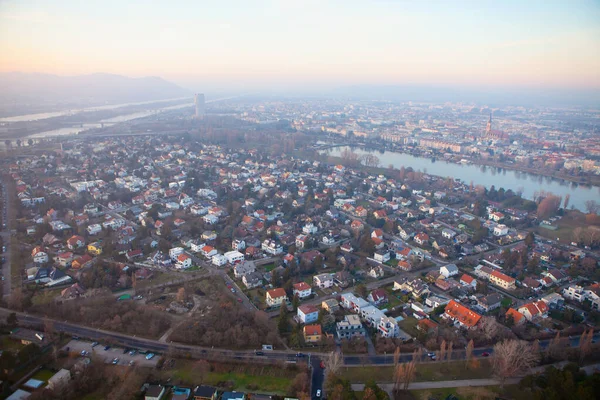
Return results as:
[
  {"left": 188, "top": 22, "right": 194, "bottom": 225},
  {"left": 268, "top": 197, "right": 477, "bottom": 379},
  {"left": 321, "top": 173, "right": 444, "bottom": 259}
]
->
[{"left": 0, "top": 178, "right": 11, "bottom": 298}]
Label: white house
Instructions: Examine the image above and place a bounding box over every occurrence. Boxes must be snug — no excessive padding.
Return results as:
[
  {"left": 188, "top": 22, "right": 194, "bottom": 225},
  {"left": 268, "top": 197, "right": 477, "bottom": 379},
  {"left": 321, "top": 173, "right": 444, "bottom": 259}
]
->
[
  {"left": 200, "top": 245, "right": 217, "bottom": 258},
  {"left": 176, "top": 254, "right": 192, "bottom": 269},
  {"left": 203, "top": 214, "right": 218, "bottom": 225},
  {"left": 440, "top": 264, "right": 459, "bottom": 278},
  {"left": 378, "top": 315, "right": 400, "bottom": 338},
  {"left": 87, "top": 224, "right": 102, "bottom": 236},
  {"left": 493, "top": 224, "right": 509, "bottom": 236},
  {"left": 31, "top": 247, "right": 49, "bottom": 264},
  {"left": 374, "top": 250, "right": 390, "bottom": 263},
  {"left": 293, "top": 282, "right": 312, "bottom": 298},
  {"left": 441, "top": 229, "right": 456, "bottom": 239},
  {"left": 262, "top": 239, "right": 283, "bottom": 255},
  {"left": 169, "top": 247, "right": 184, "bottom": 262},
  {"left": 297, "top": 305, "right": 319, "bottom": 324},
  {"left": 212, "top": 254, "right": 228, "bottom": 267},
  {"left": 302, "top": 223, "right": 318, "bottom": 235},
  {"left": 313, "top": 273, "right": 334, "bottom": 289},
  {"left": 341, "top": 293, "right": 370, "bottom": 313},
  {"left": 266, "top": 288, "right": 288, "bottom": 307},
  {"left": 232, "top": 239, "right": 246, "bottom": 251},
  {"left": 224, "top": 250, "right": 245, "bottom": 264},
  {"left": 242, "top": 271, "right": 263, "bottom": 289}
]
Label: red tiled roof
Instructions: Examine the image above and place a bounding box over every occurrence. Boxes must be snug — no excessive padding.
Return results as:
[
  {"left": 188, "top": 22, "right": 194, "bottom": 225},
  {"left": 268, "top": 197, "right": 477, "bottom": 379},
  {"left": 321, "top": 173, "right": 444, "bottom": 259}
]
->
[
  {"left": 444, "top": 300, "right": 481, "bottom": 327},
  {"left": 267, "top": 288, "right": 287, "bottom": 299}
]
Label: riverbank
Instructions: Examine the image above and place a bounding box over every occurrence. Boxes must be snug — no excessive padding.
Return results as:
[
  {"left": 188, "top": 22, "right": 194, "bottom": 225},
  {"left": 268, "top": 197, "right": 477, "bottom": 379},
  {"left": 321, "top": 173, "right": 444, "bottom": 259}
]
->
[
  {"left": 320, "top": 145, "right": 600, "bottom": 211},
  {"left": 320, "top": 142, "right": 600, "bottom": 187}
]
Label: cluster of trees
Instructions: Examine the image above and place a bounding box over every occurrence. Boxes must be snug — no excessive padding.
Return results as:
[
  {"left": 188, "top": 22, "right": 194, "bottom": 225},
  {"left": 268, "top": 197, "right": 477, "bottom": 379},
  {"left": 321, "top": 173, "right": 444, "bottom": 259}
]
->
[
  {"left": 30, "top": 296, "right": 172, "bottom": 338},
  {"left": 518, "top": 364, "right": 600, "bottom": 400},
  {"left": 170, "top": 303, "right": 282, "bottom": 349}
]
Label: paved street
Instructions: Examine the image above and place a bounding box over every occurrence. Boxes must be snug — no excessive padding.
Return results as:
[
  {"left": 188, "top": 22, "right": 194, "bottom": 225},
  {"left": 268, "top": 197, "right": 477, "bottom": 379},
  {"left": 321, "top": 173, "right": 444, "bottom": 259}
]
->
[{"left": 0, "top": 179, "right": 11, "bottom": 298}]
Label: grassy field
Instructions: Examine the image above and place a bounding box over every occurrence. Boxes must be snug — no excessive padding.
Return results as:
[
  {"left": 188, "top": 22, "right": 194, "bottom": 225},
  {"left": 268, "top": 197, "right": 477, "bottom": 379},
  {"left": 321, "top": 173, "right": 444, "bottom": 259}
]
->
[
  {"left": 398, "top": 317, "right": 420, "bottom": 338},
  {"left": 0, "top": 335, "right": 25, "bottom": 352},
  {"left": 165, "top": 360, "right": 298, "bottom": 394},
  {"left": 262, "top": 262, "right": 276, "bottom": 272},
  {"left": 31, "top": 288, "right": 63, "bottom": 306},
  {"left": 410, "top": 385, "right": 519, "bottom": 400},
  {"left": 534, "top": 210, "right": 597, "bottom": 244},
  {"left": 136, "top": 271, "right": 179, "bottom": 289},
  {"left": 340, "top": 360, "right": 493, "bottom": 383}
]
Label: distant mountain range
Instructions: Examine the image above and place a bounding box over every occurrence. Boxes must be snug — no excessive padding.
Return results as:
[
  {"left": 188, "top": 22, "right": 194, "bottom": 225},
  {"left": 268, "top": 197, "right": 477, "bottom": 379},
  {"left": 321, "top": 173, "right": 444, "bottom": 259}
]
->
[{"left": 0, "top": 72, "right": 190, "bottom": 110}]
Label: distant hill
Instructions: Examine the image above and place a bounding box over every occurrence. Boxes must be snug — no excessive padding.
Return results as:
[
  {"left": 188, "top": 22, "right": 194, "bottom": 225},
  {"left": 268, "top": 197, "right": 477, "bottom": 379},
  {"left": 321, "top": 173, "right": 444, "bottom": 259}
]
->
[{"left": 0, "top": 72, "right": 190, "bottom": 112}]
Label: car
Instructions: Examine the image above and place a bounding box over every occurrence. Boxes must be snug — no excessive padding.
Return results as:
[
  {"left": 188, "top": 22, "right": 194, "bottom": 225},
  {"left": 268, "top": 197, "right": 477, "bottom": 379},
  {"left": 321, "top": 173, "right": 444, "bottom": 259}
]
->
[
  {"left": 72, "top": 336, "right": 80, "bottom": 340},
  {"left": 296, "top": 353, "right": 306, "bottom": 357},
  {"left": 427, "top": 352, "right": 435, "bottom": 357},
  {"left": 104, "top": 345, "right": 111, "bottom": 351},
  {"left": 482, "top": 352, "right": 490, "bottom": 357},
  {"left": 320, "top": 361, "right": 325, "bottom": 369},
  {"left": 316, "top": 390, "right": 322, "bottom": 397},
  {"left": 112, "top": 358, "right": 119, "bottom": 365},
  {"left": 255, "top": 351, "right": 264, "bottom": 356},
  {"left": 129, "top": 360, "right": 135, "bottom": 366},
  {"left": 91, "top": 342, "right": 99, "bottom": 347},
  {"left": 129, "top": 350, "right": 137, "bottom": 356},
  {"left": 237, "top": 298, "right": 242, "bottom": 303},
  {"left": 230, "top": 288, "right": 236, "bottom": 293},
  {"left": 80, "top": 350, "right": 89, "bottom": 356},
  {"left": 430, "top": 355, "right": 436, "bottom": 360},
  {"left": 145, "top": 353, "right": 155, "bottom": 360}
]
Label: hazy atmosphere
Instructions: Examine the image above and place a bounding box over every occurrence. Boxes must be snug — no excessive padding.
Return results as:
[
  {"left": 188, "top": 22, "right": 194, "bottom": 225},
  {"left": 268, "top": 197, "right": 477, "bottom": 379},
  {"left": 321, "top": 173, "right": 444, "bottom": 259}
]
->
[{"left": 1, "top": 0, "right": 599, "bottom": 96}]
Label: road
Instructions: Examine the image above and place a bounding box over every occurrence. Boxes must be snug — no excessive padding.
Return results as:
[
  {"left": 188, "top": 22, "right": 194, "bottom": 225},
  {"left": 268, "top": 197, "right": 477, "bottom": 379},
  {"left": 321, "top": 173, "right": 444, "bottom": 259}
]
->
[
  {"left": 310, "top": 355, "right": 324, "bottom": 400},
  {"left": 0, "top": 179, "right": 11, "bottom": 298}
]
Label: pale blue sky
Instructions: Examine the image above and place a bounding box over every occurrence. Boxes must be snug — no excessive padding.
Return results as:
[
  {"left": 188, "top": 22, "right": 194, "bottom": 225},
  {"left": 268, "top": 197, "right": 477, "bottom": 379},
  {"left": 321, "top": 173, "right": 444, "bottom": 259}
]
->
[{"left": 1, "top": 0, "right": 599, "bottom": 91}]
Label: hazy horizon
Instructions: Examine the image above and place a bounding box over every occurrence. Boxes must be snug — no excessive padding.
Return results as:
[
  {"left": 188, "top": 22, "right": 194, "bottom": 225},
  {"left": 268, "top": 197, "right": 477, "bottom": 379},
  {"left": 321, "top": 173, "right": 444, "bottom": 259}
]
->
[{"left": 1, "top": 0, "right": 599, "bottom": 95}]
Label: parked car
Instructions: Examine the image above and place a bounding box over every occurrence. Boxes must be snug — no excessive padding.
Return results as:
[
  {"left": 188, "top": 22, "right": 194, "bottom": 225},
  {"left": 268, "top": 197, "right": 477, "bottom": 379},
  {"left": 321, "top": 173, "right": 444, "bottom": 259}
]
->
[
  {"left": 91, "top": 342, "right": 99, "bottom": 347},
  {"left": 145, "top": 353, "right": 155, "bottom": 360},
  {"left": 112, "top": 358, "right": 119, "bottom": 365},
  {"left": 316, "top": 390, "right": 322, "bottom": 397}
]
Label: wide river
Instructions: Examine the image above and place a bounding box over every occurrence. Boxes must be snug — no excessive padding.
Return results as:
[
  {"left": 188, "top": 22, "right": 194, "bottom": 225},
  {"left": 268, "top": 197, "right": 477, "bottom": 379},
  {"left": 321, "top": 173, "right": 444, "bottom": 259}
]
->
[{"left": 324, "top": 146, "right": 599, "bottom": 212}]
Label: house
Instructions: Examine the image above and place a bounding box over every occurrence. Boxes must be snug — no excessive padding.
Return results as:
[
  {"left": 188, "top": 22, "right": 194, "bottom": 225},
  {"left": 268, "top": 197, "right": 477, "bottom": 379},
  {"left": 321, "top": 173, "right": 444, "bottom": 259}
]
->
[
  {"left": 340, "top": 243, "right": 353, "bottom": 253},
  {"left": 293, "top": 282, "right": 312, "bottom": 299},
  {"left": 440, "top": 264, "right": 459, "bottom": 278},
  {"left": 295, "top": 234, "right": 308, "bottom": 249},
  {"left": 505, "top": 308, "right": 526, "bottom": 325},
  {"left": 202, "top": 214, "right": 218, "bottom": 225},
  {"left": 334, "top": 270, "right": 353, "bottom": 288},
  {"left": 360, "top": 305, "right": 386, "bottom": 327},
  {"left": 544, "top": 268, "right": 567, "bottom": 284},
  {"left": 368, "top": 265, "right": 384, "bottom": 279},
  {"left": 313, "top": 273, "right": 334, "bottom": 289},
  {"left": 201, "top": 245, "right": 217, "bottom": 258},
  {"left": 459, "top": 274, "right": 477, "bottom": 289},
  {"left": 350, "top": 220, "right": 364, "bottom": 232},
  {"left": 145, "top": 385, "right": 166, "bottom": 400},
  {"left": 266, "top": 288, "right": 288, "bottom": 307},
  {"left": 489, "top": 211, "right": 505, "bottom": 222},
  {"left": 303, "top": 223, "right": 318, "bottom": 234},
  {"left": 71, "top": 254, "right": 93, "bottom": 269},
  {"left": 322, "top": 298, "right": 339, "bottom": 313},
  {"left": 87, "top": 242, "right": 103, "bottom": 256},
  {"left": 87, "top": 223, "right": 102, "bottom": 235},
  {"left": 435, "top": 278, "right": 452, "bottom": 291},
  {"left": 242, "top": 271, "right": 263, "bottom": 289},
  {"left": 212, "top": 254, "right": 228, "bottom": 267},
  {"left": 336, "top": 314, "right": 366, "bottom": 339},
  {"left": 442, "top": 229, "right": 456, "bottom": 239},
  {"left": 562, "top": 285, "right": 586, "bottom": 302},
  {"left": 394, "top": 278, "right": 430, "bottom": 299},
  {"left": 371, "top": 228, "right": 384, "bottom": 240},
  {"left": 523, "top": 277, "right": 542, "bottom": 291},
  {"left": 231, "top": 260, "right": 254, "bottom": 278},
  {"left": 31, "top": 247, "right": 49, "bottom": 264},
  {"left": 303, "top": 324, "right": 322, "bottom": 343},
  {"left": 176, "top": 254, "right": 192, "bottom": 269},
  {"left": 126, "top": 249, "right": 143, "bottom": 261},
  {"left": 221, "top": 392, "right": 245, "bottom": 400},
  {"left": 56, "top": 252, "right": 74, "bottom": 267},
  {"left": 414, "top": 232, "right": 429, "bottom": 246},
  {"left": 341, "top": 293, "right": 369, "bottom": 313},
  {"left": 490, "top": 270, "right": 516, "bottom": 290},
  {"left": 261, "top": 239, "right": 283, "bottom": 255},
  {"left": 224, "top": 250, "right": 245, "bottom": 264},
  {"left": 477, "top": 293, "right": 502, "bottom": 312},
  {"left": 378, "top": 315, "right": 401, "bottom": 338},
  {"left": 47, "top": 369, "right": 71, "bottom": 391},
  {"left": 297, "top": 305, "right": 319, "bottom": 324},
  {"left": 425, "top": 294, "right": 450, "bottom": 309},
  {"left": 493, "top": 224, "right": 509, "bottom": 236},
  {"left": 232, "top": 239, "right": 246, "bottom": 251},
  {"left": 193, "top": 386, "right": 218, "bottom": 400},
  {"left": 374, "top": 250, "right": 390, "bottom": 263},
  {"left": 367, "top": 289, "right": 388, "bottom": 306},
  {"left": 517, "top": 301, "right": 549, "bottom": 321},
  {"left": 169, "top": 247, "right": 185, "bottom": 261},
  {"left": 444, "top": 300, "right": 482, "bottom": 329},
  {"left": 474, "top": 264, "right": 494, "bottom": 280}
]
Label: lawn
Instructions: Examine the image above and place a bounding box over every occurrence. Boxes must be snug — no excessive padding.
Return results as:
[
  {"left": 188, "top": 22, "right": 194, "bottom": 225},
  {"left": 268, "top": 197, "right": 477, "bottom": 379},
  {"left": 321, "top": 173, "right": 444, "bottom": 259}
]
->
[
  {"left": 340, "top": 360, "right": 493, "bottom": 383},
  {"left": 166, "top": 361, "right": 296, "bottom": 394},
  {"left": 262, "top": 262, "right": 276, "bottom": 272},
  {"left": 136, "top": 271, "right": 178, "bottom": 289},
  {"left": 398, "top": 317, "right": 420, "bottom": 338},
  {"left": 0, "top": 336, "right": 25, "bottom": 352},
  {"left": 411, "top": 385, "right": 506, "bottom": 400},
  {"left": 31, "top": 289, "right": 63, "bottom": 306},
  {"left": 32, "top": 369, "right": 55, "bottom": 382}
]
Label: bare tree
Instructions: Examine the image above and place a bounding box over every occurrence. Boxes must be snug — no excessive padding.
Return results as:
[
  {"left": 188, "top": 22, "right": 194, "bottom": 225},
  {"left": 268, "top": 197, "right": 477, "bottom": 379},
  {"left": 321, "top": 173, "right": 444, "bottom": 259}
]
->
[
  {"left": 324, "top": 351, "right": 343, "bottom": 376},
  {"left": 585, "top": 200, "right": 599, "bottom": 215},
  {"left": 480, "top": 316, "right": 500, "bottom": 341},
  {"left": 176, "top": 287, "right": 186, "bottom": 303},
  {"left": 547, "top": 332, "right": 565, "bottom": 360},
  {"left": 439, "top": 340, "right": 447, "bottom": 362},
  {"left": 563, "top": 194, "right": 570, "bottom": 210},
  {"left": 493, "top": 340, "right": 540, "bottom": 386},
  {"left": 447, "top": 341, "right": 454, "bottom": 363},
  {"left": 579, "top": 328, "right": 594, "bottom": 362},
  {"left": 572, "top": 227, "right": 585, "bottom": 244},
  {"left": 465, "top": 339, "right": 474, "bottom": 369}
]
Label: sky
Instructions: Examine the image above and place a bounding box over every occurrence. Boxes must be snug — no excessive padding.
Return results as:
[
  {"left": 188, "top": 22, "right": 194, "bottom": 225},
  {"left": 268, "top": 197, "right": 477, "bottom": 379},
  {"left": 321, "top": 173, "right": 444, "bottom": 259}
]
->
[{"left": 1, "top": 0, "right": 599, "bottom": 93}]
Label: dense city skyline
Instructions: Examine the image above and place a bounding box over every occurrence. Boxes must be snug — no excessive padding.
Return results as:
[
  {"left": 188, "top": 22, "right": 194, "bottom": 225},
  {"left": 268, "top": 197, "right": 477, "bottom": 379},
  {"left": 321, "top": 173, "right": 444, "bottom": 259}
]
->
[{"left": 1, "top": 0, "right": 599, "bottom": 92}]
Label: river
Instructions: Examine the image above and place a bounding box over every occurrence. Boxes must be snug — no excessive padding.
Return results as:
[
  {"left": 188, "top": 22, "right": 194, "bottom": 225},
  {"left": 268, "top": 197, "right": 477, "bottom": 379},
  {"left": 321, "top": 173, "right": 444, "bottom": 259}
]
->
[{"left": 324, "top": 146, "right": 599, "bottom": 212}]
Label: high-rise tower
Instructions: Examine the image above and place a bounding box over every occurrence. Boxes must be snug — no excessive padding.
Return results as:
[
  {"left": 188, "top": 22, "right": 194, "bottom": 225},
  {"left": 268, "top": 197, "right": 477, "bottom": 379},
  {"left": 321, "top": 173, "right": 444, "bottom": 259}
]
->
[
  {"left": 194, "top": 93, "right": 205, "bottom": 119},
  {"left": 485, "top": 113, "right": 492, "bottom": 134}
]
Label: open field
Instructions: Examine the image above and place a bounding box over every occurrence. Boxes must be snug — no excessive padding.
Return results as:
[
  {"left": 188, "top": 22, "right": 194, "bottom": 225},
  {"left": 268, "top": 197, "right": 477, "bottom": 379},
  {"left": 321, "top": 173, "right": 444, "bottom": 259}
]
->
[
  {"left": 340, "top": 360, "right": 493, "bottom": 383},
  {"left": 410, "top": 385, "right": 523, "bottom": 400}
]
